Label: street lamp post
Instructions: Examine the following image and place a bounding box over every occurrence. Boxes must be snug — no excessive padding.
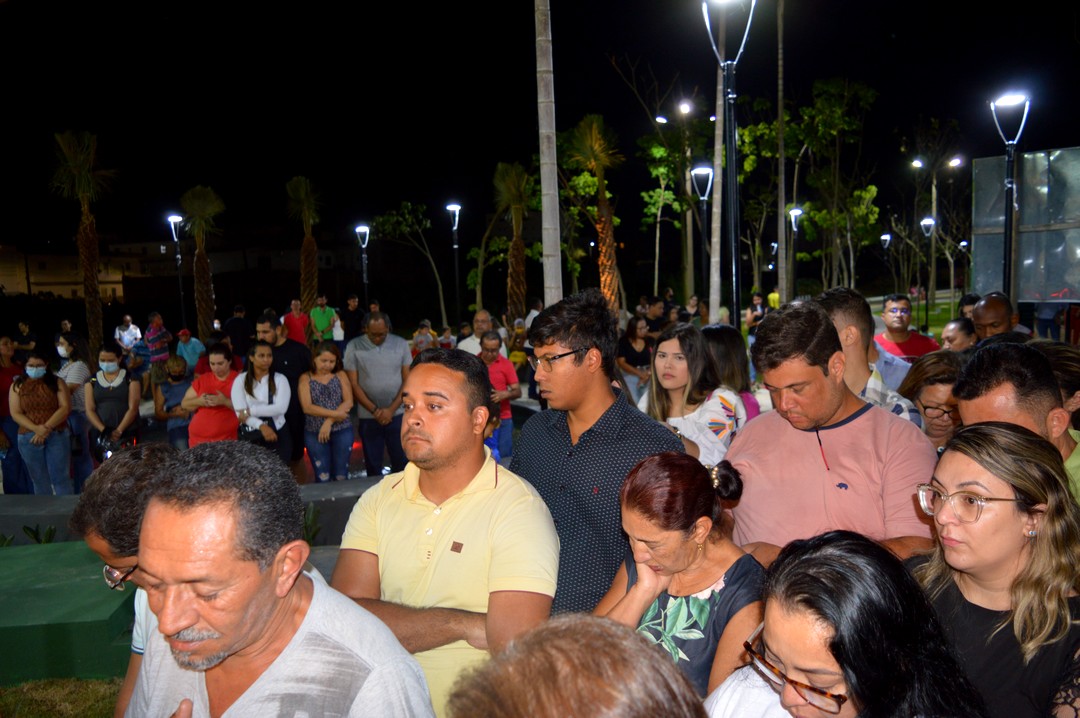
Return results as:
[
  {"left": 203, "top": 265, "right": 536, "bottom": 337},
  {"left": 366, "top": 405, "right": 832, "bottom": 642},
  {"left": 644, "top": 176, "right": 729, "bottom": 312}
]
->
[
  {"left": 788, "top": 208, "right": 802, "bottom": 298},
  {"left": 446, "top": 204, "right": 462, "bottom": 325},
  {"left": 167, "top": 214, "right": 187, "bottom": 330},
  {"left": 919, "top": 217, "right": 935, "bottom": 331},
  {"left": 912, "top": 156, "right": 963, "bottom": 310},
  {"left": 990, "top": 92, "right": 1030, "bottom": 300},
  {"left": 691, "top": 166, "right": 714, "bottom": 300},
  {"left": 354, "top": 225, "right": 371, "bottom": 309},
  {"left": 702, "top": 0, "right": 757, "bottom": 330}
]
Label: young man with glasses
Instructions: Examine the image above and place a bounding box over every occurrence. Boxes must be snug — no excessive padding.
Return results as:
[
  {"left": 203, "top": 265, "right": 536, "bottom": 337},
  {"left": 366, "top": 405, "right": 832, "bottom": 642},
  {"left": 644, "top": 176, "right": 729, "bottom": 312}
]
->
[
  {"left": 874, "top": 293, "right": 939, "bottom": 361},
  {"left": 68, "top": 443, "right": 180, "bottom": 717},
  {"left": 510, "top": 288, "right": 683, "bottom": 614}
]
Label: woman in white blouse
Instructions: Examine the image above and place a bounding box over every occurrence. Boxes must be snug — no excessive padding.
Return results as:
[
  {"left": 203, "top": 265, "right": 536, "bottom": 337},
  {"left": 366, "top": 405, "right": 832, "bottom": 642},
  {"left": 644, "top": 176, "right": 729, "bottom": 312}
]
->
[{"left": 231, "top": 340, "right": 292, "bottom": 463}]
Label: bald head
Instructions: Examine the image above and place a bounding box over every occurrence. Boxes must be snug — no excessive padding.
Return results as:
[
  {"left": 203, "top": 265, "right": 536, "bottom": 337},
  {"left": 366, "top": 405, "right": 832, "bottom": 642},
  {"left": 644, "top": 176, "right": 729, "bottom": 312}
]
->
[{"left": 971, "top": 292, "right": 1018, "bottom": 340}]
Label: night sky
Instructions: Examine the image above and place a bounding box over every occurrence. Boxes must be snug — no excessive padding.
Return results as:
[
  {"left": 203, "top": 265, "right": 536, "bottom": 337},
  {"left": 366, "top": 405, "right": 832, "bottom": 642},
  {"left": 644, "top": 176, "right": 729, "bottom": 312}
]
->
[{"left": 2, "top": 0, "right": 1077, "bottom": 302}]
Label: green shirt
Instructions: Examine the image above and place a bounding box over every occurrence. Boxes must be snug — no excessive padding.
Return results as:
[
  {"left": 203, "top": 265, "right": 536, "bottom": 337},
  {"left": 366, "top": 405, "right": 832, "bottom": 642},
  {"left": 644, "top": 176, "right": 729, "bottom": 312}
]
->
[
  {"left": 1066, "top": 429, "right": 1080, "bottom": 503},
  {"left": 309, "top": 306, "right": 336, "bottom": 339}
]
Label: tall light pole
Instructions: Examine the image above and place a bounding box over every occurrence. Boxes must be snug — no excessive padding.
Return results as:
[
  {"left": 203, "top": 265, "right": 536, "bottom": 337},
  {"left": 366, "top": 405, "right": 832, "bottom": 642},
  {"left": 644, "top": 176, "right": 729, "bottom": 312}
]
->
[
  {"left": 446, "top": 203, "right": 462, "bottom": 325},
  {"left": 167, "top": 214, "right": 187, "bottom": 330},
  {"left": 354, "top": 225, "right": 371, "bottom": 309},
  {"left": 691, "top": 166, "right": 714, "bottom": 301},
  {"left": 702, "top": 0, "right": 757, "bottom": 330},
  {"left": 788, "top": 207, "right": 802, "bottom": 298},
  {"left": 919, "top": 217, "right": 935, "bottom": 331},
  {"left": 912, "top": 155, "right": 962, "bottom": 311},
  {"left": 990, "top": 92, "right": 1030, "bottom": 300},
  {"left": 658, "top": 100, "right": 698, "bottom": 298}
]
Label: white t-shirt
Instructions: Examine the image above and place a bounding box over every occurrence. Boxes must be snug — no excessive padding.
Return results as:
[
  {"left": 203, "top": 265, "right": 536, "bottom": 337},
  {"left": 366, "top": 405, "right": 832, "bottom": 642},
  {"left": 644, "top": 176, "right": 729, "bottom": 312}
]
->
[{"left": 705, "top": 666, "right": 788, "bottom": 718}]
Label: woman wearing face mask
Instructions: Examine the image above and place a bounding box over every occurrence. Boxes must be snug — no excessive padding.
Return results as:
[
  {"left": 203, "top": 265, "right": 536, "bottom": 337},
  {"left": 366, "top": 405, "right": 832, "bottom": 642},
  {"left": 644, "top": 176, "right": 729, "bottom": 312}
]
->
[
  {"left": 638, "top": 323, "right": 746, "bottom": 467},
  {"left": 85, "top": 341, "right": 142, "bottom": 458},
  {"left": 153, "top": 356, "right": 193, "bottom": 450},
  {"left": 56, "top": 332, "right": 95, "bottom": 490},
  {"left": 10, "top": 351, "right": 72, "bottom": 495},
  {"left": 706, "top": 531, "right": 987, "bottom": 718}
]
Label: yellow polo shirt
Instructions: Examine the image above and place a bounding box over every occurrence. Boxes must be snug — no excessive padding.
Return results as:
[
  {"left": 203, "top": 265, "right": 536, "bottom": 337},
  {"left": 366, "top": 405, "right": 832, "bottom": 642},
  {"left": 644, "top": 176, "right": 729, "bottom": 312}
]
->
[{"left": 341, "top": 450, "right": 559, "bottom": 716}]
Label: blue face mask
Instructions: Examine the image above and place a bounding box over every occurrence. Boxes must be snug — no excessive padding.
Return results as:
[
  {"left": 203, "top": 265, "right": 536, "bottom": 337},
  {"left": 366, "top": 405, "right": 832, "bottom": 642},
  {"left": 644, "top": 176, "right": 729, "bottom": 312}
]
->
[
  {"left": 100, "top": 361, "right": 119, "bottom": 373},
  {"left": 26, "top": 367, "right": 46, "bottom": 380}
]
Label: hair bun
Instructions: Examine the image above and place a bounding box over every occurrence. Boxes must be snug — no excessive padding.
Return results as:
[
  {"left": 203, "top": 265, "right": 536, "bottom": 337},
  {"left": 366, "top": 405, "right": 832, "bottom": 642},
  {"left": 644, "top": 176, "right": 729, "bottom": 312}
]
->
[{"left": 710, "top": 460, "right": 743, "bottom": 501}]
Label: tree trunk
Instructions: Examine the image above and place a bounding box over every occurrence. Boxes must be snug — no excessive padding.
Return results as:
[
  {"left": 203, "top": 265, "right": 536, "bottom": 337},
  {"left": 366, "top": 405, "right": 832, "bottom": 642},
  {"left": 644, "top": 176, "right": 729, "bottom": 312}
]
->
[
  {"left": 300, "top": 232, "right": 318, "bottom": 313},
  {"left": 194, "top": 233, "right": 216, "bottom": 341},
  {"left": 77, "top": 202, "right": 103, "bottom": 352},
  {"left": 535, "top": 0, "right": 563, "bottom": 307},
  {"left": 507, "top": 236, "right": 526, "bottom": 323},
  {"left": 776, "top": 0, "right": 788, "bottom": 303},
  {"left": 596, "top": 193, "right": 620, "bottom": 314}
]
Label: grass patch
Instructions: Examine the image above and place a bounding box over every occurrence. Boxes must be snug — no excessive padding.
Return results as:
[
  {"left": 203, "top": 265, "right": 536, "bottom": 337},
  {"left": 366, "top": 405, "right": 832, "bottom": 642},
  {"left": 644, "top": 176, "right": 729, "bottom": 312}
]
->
[{"left": 0, "top": 678, "right": 120, "bottom": 718}]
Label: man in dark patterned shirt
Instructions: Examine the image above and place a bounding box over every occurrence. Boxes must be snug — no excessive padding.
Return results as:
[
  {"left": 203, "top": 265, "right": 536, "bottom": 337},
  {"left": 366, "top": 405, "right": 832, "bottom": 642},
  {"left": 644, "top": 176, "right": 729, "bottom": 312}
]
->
[{"left": 510, "top": 289, "right": 683, "bottom": 613}]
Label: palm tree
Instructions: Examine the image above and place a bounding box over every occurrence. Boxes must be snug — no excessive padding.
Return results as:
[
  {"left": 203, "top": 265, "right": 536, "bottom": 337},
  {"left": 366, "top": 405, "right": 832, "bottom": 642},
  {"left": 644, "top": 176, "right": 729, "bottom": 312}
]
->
[
  {"left": 180, "top": 186, "right": 225, "bottom": 340},
  {"left": 494, "top": 162, "right": 529, "bottom": 322},
  {"left": 566, "top": 114, "right": 623, "bottom": 313},
  {"left": 287, "top": 176, "right": 321, "bottom": 313},
  {"left": 51, "top": 131, "right": 114, "bottom": 351}
]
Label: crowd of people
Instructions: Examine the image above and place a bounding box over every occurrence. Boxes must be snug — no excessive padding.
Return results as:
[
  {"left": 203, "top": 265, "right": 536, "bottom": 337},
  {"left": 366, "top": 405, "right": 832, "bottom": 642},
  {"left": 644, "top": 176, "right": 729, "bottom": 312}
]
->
[{"left": 13, "top": 281, "right": 1080, "bottom": 718}]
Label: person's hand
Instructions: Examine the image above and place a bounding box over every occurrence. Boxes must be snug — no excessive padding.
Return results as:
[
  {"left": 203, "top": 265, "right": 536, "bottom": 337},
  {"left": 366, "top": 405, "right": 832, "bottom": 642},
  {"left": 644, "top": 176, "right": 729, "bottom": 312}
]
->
[
  {"left": 318, "top": 419, "right": 332, "bottom": 443},
  {"left": 33, "top": 424, "right": 50, "bottom": 441},
  {"left": 260, "top": 424, "right": 278, "bottom": 443},
  {"left": 638, "top": 368, "right": 650, "bottom": 382},
  {"left": 373, "top": 407, "right": 392, "bottom": 425},
  {"left": 110, "top": 427, "right": 123, "bottom": 441},
  {"left": 490, "top": 389, "right": 502, "bottom": 403},
  {"left": 30, "top": 431, "right": 45, "bottom": 446},
  {"left": 169, "top": 698, "right": 193, "bottom": 718},
  {"left": 633, "top": 559, "right": 674, "bottom": 601},
  {"left": 333, "top": 408, "right": 350, "bottom": 422},
  {"left": 202, "top": 393, "right": 216, "bottom": 407}
]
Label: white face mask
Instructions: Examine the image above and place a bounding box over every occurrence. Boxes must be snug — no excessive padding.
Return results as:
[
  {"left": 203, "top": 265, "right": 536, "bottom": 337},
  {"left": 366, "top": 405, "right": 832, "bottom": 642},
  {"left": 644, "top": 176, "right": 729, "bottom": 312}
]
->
[{"left": 57, "top": 346, "right": 70, "bottom": 358}]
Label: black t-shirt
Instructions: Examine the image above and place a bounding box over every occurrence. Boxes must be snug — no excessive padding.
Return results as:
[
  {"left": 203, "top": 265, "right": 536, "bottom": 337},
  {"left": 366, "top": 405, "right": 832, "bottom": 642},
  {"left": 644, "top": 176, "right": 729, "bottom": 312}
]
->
[
  {"left": 340, "top": 308, "right": 365, "bottom": 342},
  {"left": 617, "top": 336, "right": 652, "bottom": 368},
  {"left": 908, "top": 556, "right": 1080, "bottom": 718},
  {"left": 222, "top": 316, "right": 255, "bottom": 359}
]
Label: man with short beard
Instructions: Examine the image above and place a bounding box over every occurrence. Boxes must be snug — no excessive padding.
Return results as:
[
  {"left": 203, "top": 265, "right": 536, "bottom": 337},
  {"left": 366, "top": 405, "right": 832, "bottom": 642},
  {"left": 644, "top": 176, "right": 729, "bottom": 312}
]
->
[{"left": 128, "top": 441, "right": 433, "bottom": 717}]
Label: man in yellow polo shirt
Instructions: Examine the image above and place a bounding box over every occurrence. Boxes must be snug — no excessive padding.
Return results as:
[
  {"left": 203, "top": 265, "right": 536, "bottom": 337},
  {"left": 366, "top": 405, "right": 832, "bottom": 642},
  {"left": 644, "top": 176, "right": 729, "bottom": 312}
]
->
[{"left": 332, "top": 347, "right": 559, "bottom": 717}]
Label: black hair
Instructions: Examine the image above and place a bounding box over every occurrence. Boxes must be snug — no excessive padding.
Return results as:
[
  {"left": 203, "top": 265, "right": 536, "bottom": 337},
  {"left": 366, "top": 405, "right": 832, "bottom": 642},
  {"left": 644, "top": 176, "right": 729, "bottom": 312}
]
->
[
  {"left": 244, "top": 340, "right": 277, "bottom": 401},
  {"left": 943, "top": 317, "right": 975, "bottom": 338},
  {"left": 59, "top": 331, "right": 93, "bottom": 370},
  {"left": 881, "top": 293, "right": 911, "bottom": 310},
  {"left": 527, "top": 288, "right": 618, "bottom": 380},
  {"left": 206, "top": 342, "right": 233, "bottom": 362},
  {"left": 15, "top": 351, "right": 60, "bottom": 392},
  {"left": 765, "top": 531, "right": 988, "bottom": 718},
  {"left": 952, "top": 343, "right": 1061, "bottom": 418},
  {"left": 701, "top": 323, "right": 752, "bottom": 395},
  {"left": 816, "top": 287, "right": 874, "bottom": 352},
  {"left": 957, "top": 292, "right": 981, "bottom": 314},
  {"left": 621, "top": 453, "right": 741, "bottom": 538},
  {"left": 146, "top": 442, "right": 304, "bottom": 570},
  {"left": 750, "top": 301, "right": 840, "bottom": 375},
  {"left": 69, "top": 444, "right": 180, "bottom": 555},
  {"left": 411, "top": 348, "right": 497, "bottom": 419}
]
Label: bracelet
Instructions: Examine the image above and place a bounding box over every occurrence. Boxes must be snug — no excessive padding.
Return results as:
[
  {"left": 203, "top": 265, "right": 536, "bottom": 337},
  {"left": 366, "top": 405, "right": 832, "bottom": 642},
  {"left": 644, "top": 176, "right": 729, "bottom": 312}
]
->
[{"left": 670, "top": 425, "right": 683, "bottom": 439}]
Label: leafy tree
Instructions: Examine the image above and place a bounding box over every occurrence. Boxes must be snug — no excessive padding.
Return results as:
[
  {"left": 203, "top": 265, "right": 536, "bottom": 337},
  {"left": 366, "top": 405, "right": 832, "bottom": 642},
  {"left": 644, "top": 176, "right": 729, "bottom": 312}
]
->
[
  {"left": 564, "top": 115, "right": 624, "bottom": 312},
  {"left": 466, "top": 235, "right": 510, "bottom": 312},
  {"left": 639, "top": 139, "right": 684, "bottom": 296},
  {"left": 180, "top": 186, "right": 225, "bottom": 340},
  {"left": 797, "top": 79, "right": 879, "bottom": 288},
  {"left": 287, "top": 176, "right": 321, "bottom": 312},
  {"left": 494, "top": 162, "right": 531, "bottom": 322},
  {"left": 373, "top": 202, "right": 448, "bottom": 328},
  {"left": 51, "top": 131, "right": 114, "bottom": 351}
]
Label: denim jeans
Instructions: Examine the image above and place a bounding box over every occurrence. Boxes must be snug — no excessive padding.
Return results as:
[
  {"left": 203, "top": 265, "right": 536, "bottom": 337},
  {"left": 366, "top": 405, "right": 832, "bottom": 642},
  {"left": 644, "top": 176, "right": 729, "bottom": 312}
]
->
[
  {"left": 305, "top": 427, "right": 354, "bottom": 482},
  {"left": 68, "top": 411, "right": 94, "bottom": 493},
  {"left": 18, "top": 429, "right": 73, "bottom": 496},
  {"left": 359, "top": 414, "right": 406, "bottom": 477},
  {"left": 497, "top": 416, "right": 514, "bottom": 461},
  {"left": 1, "top": 415, "right": 31, "bottom": 494}
]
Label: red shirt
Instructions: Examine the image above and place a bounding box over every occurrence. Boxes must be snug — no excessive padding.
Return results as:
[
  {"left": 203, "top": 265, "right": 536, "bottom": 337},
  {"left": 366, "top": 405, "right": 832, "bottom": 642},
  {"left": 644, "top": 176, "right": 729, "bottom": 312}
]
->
[
  {"left": 874, "top": 332, "right": 940, "bottom": 362},
  {"left": 482, "top": 353, "right": 518, "bottom": 420},
  {"left": 283, "top": 312, "right": 310, "bottom": 345},
  {"left": 187, "top": 371, "right": 239, "bottom": 446}
]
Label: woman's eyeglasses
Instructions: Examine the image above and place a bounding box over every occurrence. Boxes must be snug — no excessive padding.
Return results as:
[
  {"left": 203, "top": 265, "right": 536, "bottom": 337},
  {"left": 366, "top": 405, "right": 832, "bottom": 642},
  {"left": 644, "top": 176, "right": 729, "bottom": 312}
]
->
[{"left": 743, "top": 623, "right": 848, "bottom": 714}]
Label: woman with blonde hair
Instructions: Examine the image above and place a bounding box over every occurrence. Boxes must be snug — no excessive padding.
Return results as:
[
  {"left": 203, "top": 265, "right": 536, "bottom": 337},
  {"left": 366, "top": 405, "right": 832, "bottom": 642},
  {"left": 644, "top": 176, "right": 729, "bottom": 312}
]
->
[
  {"left": 638, "top": 323, "right": 745, "bottom": 466},
  {"left": 913, "top": 422, "right": 1080, "bottom": 717}
]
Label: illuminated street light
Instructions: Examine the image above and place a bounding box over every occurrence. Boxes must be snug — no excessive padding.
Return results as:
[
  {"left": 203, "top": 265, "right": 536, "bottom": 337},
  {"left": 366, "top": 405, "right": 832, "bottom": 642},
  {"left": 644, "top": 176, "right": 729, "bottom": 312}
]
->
[
  {"left": 354, "top": 224, "right": 371, "bottom": 308},
  {"left": 880, "top": 233, "right": 892, "bottom": 250},
  {"left": 989, "top": 91, "right": 1030, "bottom": 300},
  {"left": 167, "top": 214, "right": 187, "bottom": 330},
  {"left": 701, "top": 0, "right": 757, "bottom": 329},
  {"left": 691, "top": 166, "right": 715, "bottom": 297},
  {"left": 446, "top": 203, "right": 462, "bottom": 325}
]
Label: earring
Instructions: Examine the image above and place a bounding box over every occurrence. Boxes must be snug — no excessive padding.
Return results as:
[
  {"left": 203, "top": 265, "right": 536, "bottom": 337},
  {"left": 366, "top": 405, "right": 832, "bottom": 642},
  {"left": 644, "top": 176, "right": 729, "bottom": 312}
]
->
[
  {"left": 1028, "top": 530, "right": 1038, "bottom": 537},
  {"left": 697, "top": 543, "right": 703, "bottom": 553}
]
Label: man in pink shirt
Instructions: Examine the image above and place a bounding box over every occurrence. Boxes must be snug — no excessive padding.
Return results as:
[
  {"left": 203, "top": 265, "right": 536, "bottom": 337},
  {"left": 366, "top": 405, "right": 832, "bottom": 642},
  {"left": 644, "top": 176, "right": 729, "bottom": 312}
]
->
[
  {"left": 728, "top": 302, "right": 936, "bottom": 567},
  {"left": 478, "top": 331, "right": 520, "bottom": 462}
]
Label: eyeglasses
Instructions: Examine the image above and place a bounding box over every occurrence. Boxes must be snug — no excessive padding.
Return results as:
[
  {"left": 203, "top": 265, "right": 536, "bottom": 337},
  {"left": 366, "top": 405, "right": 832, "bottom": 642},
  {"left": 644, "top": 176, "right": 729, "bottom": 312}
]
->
[
  {"left": 886, "top": 307, "right": 912, "bottom": 316},
  {"left": 744, "top": 623, "right": 848, "bottom": 714},
  {"left": 916, "top": 401, "right": 959, "bottom": 419},
  {"left": 916, "top": 483, "right": 1023, "bottom": 524},
  {"left": 103, "top": 563, "right": 138, "bottom": 590},
  {"left": 527, "top": 348, "right": 587, "bottom": 372}
]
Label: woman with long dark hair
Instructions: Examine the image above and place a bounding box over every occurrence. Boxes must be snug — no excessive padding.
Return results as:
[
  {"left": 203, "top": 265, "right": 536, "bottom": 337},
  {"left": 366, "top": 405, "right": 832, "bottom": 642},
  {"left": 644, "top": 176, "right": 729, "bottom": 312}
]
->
[
  {"left": 616, "top": 316, "right": 652, "bottom": 403},
  {"left": 11, "top": 351, "right": 72, "bottom": 495},
  {"left": 638, "top": 323, "right": 746, "bottom": 466},
  {"left": 231, "top": 340, "right": 292, "bottom": 463},
  {"left": 707, "top": 531, "right": 988, "bottom": 718},
  {"left": 701, "top": 323, "right": 760, "bottom": 422},
  {"left": 85, "top": 341, "right": 141, "bottom": 460},
  {"left": 595, "top": 452, "right": 763, "bottom": 695},
  {"left": 299, "top": 341, "right": 354, "bottom": 481},
  {"left": 913, "top": 423, "right": 1080, "bottom": 717}
]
